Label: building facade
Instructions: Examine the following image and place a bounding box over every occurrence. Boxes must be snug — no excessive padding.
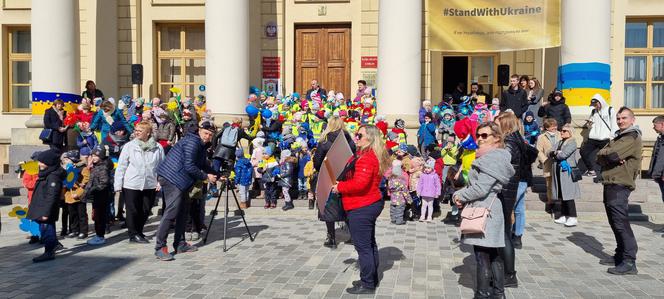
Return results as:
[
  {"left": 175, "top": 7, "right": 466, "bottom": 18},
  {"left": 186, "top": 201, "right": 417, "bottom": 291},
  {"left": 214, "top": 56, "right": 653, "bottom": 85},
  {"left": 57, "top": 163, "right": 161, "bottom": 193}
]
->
[{"left": 0, "top": 0, "right": 662, "bottom": 171}]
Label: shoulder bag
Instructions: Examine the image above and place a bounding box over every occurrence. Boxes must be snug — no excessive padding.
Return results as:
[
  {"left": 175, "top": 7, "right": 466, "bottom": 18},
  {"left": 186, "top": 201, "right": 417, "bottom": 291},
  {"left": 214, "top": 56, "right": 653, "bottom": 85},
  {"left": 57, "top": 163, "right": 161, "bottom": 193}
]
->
[{"left": 459, "top": 195, "right": 497, "bottom": 235}]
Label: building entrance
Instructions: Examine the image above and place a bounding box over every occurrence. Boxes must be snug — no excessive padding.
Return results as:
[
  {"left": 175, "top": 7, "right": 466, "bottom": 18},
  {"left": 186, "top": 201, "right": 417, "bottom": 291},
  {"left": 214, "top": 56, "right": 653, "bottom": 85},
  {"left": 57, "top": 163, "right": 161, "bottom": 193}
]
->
[{"left": 442, "top": 53, "right": 498, "bottom": 101}]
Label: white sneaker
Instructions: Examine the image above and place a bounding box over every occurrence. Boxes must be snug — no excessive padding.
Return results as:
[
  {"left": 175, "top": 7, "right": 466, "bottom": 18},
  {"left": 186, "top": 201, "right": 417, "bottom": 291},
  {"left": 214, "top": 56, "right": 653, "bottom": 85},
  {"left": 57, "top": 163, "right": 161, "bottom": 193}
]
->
[
  {"left": 564, "top": 217, "right": 578, "bottom": 227},
  {"left": 554, "top": 216, "right": 567, "bottom": 224},
  {"left": 87, "top": 236, "right": 106, "bottom": 245},
  {"left": 419, "top": 218, "right": 425, "bottom": 222}
]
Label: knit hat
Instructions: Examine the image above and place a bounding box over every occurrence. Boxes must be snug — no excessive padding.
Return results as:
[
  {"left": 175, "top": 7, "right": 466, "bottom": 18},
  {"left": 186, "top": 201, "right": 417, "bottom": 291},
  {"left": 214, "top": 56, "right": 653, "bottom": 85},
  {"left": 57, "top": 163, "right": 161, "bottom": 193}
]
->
[
  {"left": 425, "top": 158, "right": 435, "bottom": 169},
  {"left": 335, "top": 93, "right": 344, "bottom": 101},
  {"left": 491, "top": 98, "right": 500, "bottom": 106},
  {"left": 395, "top": 119, "right": 405, "bottom": 129},
  {"left": 264, "top": 146, "right": 273, "bottom": 157},
  {"left": 182, "top": 109, "right": 192, "bottom": 118},
  {"left": 235, "top": 147, "right": 245, "bottom": 159},
  {"left": 386, "top": 131, "right": 398, "bottom": 141},
  {"left": 398, "top": 143, "right": 408, "bottom": 153},
  {"left": 62, "top": 150, "right": 80, "bottom": 163},
  {"left": 91, "top": 146, "right": 106, "bottom": 159},
  {"left": 280, "top": 149, "right": 292, "bottom": 161},
  {"left": 256, "top": 131, "right": 266, "bottom": 139},
  {"left": 110, "top": 121, "right": 126, "bottom": 133},
  {"left": 37, "top": 149, "right": 61, "bottom": 167}
]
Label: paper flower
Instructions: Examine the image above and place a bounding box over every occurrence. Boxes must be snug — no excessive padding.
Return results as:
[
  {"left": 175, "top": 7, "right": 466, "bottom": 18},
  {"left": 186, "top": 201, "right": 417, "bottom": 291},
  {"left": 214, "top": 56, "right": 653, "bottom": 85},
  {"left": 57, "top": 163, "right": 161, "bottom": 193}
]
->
[
  {"left": 63, "top": 164, "right": 80, "bottom": 189},
  {"left": 19, "top": 218, "right": 40, "bottom": 237},
  {"left": 64, "top": 113, "right": 78, "bottom": 127},
  {"left": 166, "top": 101, "right": 178, "bottom": 111},
  {"left": 20, "top": 160, "right": 39, "bottom": 175},
  {"left": 111, "top": 157, "right": 118, "bottom": 169},
  {"left": 8, "top": 206, "right": 28, "bottom": 219},
  {"left": 169, "top": 87, "right": 181, "bottom": 94}
]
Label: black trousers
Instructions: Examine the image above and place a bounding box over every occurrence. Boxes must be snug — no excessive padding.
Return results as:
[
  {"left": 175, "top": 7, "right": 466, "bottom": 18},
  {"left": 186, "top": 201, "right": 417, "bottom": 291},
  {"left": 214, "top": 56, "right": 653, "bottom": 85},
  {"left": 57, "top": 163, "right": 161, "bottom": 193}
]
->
[
  {"left": 187, "top": 197, "right": 204, "bottom": 233},
  {"left": 92, "top": 189, "right": 110, "bottom": 238},
  {"left": 474, "top": 246, "right": 504, "bottom": 298},
  {"left": 155, "top": 177, "right": 188, "bottom": 250},
  {"left": 68, "top": 202, "right": 88, "bottom": 235},
  {"left": 60, "top": 201, "right": 69, "bottom": 234},
  {"left": 499, "top": 194, "right": 516, "bottom": 275},
  {"left": 123, "top": 188, "right": 155, "bottom": 238},
  {"left": 552, "top": 199, "right": 577, "bottom": 218},
  {"left": 116, "top": 191, "right": 126, "bottom": 219},
  {"left": 347, "top": 200, "right": 383, "bottom": 289},
  {"left": 603, "top": 184, "right": 638, "bottom": 261},
  {"left": 580, "top": 139, "right": 609, "bottom": 173}
]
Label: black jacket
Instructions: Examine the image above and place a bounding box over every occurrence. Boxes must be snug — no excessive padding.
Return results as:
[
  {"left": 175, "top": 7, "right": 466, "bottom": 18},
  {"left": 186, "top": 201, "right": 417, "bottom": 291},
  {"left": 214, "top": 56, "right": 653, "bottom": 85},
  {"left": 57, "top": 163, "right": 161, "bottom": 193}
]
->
[
  {"left": 500, "top": 88, "right": 529, "bottom": 118},
  {"left": 43, "top": 107, "right": 66, "bottom": 147},
  {"left": 27, "top": 166, "right": 66, "bottom": 223},
  {"left": 305, "top": 87, "right": 327, "bottom": 100},
  {"left": 313, "top": 129, "right": 356, "bottom": 172},
  {"left": 500, "top": 132, "right": 526, "bottom": 201},
  {"left": 81, "top": 89, "right": 104, "bottom": 100},
  {"left": 537, "top": 98, "right": 571, "bottom": 130},
  {"left": 649, "top": 134, "right": 664, "bottom": 179}
]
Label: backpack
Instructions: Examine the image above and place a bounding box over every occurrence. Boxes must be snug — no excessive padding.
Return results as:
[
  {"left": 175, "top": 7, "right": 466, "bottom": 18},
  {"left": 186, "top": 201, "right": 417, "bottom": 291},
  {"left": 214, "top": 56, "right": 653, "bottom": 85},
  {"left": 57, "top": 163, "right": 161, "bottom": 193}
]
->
[{"left": 220, "top": 126, "right": 239, "bottom": 147}]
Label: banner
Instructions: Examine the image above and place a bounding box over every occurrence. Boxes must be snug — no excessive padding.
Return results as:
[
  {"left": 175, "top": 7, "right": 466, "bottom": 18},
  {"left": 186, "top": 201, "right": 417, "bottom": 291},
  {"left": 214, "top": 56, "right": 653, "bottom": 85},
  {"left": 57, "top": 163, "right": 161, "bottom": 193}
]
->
[{"left": 429, "top": 0, "right": 560, "bottom": 52}]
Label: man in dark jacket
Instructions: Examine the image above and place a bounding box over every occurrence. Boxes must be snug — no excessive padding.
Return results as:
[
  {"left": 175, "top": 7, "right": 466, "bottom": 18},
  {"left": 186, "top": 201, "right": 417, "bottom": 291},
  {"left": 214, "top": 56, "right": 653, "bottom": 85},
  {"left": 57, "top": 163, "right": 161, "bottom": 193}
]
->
[
  {"left": 154, "top": 121, "right": 218, "bottom": 261},
  {"left": 305, "top": 79, "right": 327, "bottom": 101},
  {"left": 597, "top": 107, "right": 642, "bottom": 275},
  {"left": 27, "top": 149, "right": 66, "bottom": 263},
  {"left": 500, "top": 75, "right": 529, "bottom": 118},
  {"left": 538, "top": 89, "right": 571, "bottom": 130},
  {"left": 648, "top": 116, "right": 664, "bottom": 232}
]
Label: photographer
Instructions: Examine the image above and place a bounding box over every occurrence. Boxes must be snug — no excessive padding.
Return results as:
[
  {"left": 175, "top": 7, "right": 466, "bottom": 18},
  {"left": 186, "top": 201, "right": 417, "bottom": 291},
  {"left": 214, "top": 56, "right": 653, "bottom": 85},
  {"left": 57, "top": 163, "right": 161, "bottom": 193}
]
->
[{"left": 154, "top": 121, "right": 218, "bottom": 261}]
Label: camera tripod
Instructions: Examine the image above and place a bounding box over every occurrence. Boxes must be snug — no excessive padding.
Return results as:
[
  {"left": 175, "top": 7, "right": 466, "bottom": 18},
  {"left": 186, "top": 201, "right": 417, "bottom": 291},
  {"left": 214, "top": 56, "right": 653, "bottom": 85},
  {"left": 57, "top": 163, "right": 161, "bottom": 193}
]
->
[{"left": 203, "top": 178, "right": 254, "bottom": 252}]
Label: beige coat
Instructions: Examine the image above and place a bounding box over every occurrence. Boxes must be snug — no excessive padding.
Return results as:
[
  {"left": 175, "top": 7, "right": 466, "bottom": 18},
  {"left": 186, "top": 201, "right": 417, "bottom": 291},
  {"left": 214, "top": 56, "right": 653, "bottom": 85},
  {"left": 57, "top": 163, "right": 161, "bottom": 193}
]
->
[{"left": 536, "top": 131, "right": 561, "bottom": 177}]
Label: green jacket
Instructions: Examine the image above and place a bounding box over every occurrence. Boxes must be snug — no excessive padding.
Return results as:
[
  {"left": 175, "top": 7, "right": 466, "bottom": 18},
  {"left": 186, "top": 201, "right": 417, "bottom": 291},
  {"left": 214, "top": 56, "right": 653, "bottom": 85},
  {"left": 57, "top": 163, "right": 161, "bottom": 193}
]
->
[{"left": 597, "top": 125, "right": 642, "bottom": 190}]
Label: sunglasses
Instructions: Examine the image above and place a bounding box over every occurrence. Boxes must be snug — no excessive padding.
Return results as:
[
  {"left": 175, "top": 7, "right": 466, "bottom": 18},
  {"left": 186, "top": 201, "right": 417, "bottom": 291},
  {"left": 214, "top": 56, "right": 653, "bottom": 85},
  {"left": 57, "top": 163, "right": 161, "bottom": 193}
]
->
[
  {"left": 477, "top": 133, "right": 491, "bottom": 139},
  {"left": 562, "top": 130, "right": 571, "bottom": 133},
  {"left": 355, "top": 133, "right": 364, "bottom": 140}
]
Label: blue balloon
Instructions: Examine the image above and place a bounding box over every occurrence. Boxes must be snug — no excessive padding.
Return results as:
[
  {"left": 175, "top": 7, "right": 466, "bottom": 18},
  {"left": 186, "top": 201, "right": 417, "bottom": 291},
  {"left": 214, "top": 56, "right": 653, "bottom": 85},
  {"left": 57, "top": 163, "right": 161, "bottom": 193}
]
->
[
  {"left": 432, "top": 106, "right": 440, "bottom": 114},
  {"left": 261, "top": 108, "right": 272, "bottom": 119},
  {"left": 245, "top": 105, "right": 259, "bottom": 117}
]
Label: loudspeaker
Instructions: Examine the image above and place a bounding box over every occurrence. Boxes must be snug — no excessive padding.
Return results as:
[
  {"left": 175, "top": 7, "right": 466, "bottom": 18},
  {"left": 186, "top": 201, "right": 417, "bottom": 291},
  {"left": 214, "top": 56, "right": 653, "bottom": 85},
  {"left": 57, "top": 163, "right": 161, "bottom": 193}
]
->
[
  {"left": 131, "top": 64, "right": 143, "bottom": 85},
  {"left": 497, "top": 64, "right": 510, "bottom": 86}
]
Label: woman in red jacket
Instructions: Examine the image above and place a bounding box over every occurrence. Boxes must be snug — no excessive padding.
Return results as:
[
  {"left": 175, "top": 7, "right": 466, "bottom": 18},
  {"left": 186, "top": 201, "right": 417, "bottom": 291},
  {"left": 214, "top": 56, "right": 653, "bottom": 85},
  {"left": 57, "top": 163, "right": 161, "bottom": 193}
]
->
[{"left": 331, "top": 125, "right": 390, "bottom": 295}]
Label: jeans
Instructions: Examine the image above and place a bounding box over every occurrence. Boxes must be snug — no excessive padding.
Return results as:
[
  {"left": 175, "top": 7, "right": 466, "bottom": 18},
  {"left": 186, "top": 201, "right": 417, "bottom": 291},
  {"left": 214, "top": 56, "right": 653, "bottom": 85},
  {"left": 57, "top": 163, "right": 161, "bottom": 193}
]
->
[
  {"left": 390, "top": 204, "right": 405, "bottom": 224},
  {"left": 603, "top": 184, "right": 638, "bottom": 261},
  {"left": 513, "top": 181, "right": 528, "bottom": 237},
  {"left": 38, "top": 222, "right": 57, "bottom": 253},
  {"left": 347, "top": 200, "right": 384, "bottom": 289},
  {"left": 123, "top": 188, "right": 155, "bottom": 238},
  {"left": 155, "top": 177, "right": 188, "bottom": 250},
  {"left": 238, "top": 184, "right": 250, "bottom": 203}
]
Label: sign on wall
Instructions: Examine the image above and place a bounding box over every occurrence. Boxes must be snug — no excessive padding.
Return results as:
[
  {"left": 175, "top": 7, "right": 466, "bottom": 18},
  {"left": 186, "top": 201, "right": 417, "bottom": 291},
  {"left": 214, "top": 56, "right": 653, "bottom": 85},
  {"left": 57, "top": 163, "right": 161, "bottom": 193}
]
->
[
  {"left": 262, "top": 57, "right": 281, "bottom": 79},
  {"left": 361, "top": 56, "right": 378, "bottom": 68},
  {"left": 262, "top": 79, "right": 280, "bottom": 95},
  {"left": 428, "top": 0, "right": 561, "bottom": 52}
]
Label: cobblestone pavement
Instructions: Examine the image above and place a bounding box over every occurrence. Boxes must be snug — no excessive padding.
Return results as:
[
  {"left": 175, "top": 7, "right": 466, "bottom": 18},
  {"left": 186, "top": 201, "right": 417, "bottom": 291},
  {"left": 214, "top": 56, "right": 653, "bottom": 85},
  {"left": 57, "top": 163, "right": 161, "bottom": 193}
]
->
[{"left": 1, "top": 206, "right": 663, "bottom": 299}]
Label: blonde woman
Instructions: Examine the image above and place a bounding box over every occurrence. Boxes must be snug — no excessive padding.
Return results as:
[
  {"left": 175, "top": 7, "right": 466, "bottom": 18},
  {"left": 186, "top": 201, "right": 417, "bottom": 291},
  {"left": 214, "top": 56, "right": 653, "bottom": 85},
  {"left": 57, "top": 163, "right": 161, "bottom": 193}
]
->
[
  {"left": 549, "top": 124, "right": 581, "bottom": 227},
  {"left": 331, "top": 125, "right": 390, "bottom": 295},
  {"left": 312, "top": 116, "right": 357, "bottom": 249}
]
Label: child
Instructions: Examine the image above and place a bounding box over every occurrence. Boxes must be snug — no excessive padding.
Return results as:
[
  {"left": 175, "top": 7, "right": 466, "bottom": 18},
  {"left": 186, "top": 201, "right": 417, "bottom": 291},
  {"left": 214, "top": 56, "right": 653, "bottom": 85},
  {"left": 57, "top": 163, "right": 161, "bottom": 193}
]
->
[
  {"left": 417, "top": 159, "right": 441, "bottom": 222},
  {"left": 388, "top": 160, "right": 410, "bottom": 225},
  {"left": 87, "top": 146, "right": 113, "bottom": 246},
  {"left": 105, "top": 121, "right": 129, "bottom": 222},
  {"left": 234, "top": 147, "right": 253, "bottom": 209},
  {"left": 489, "top": 98, "right": 501, "bottom": 120},
  {"left": 438, "top": 109, "right": 456, "bottom": 143},
  {"left": 417, "top": 113, "right": 437, "bottom": 154},
  {"left": 523, "top": 111, "right": 540, "bottom": 145},
  {"left": 259, "top": 146, "right": 279, "bottom": 209},
  {"left": 296, "top": 141, "right": 311, "bottom": 201},
  {"left": 76, "top": 121, "right": 98, "bottom": 161},
  {"left": 408, "top": 156, "right": 425, "bottom": 221},
  {"left": 62, "top": 150, "right": 90, "bottom": 240},
  {"left": 441, "top": 135, "right": 459, "bottom": 179},
  {"left": 278, "top": 150, "right": 297, "bottom": 211}
]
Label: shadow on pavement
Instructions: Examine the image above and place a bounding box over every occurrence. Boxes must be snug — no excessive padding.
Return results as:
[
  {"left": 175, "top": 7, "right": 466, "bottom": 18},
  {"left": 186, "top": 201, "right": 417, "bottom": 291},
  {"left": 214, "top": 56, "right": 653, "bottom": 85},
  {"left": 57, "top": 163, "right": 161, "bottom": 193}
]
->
[
  {"left": 566, "top": 231, "right": 613, "bottom": 262},
  {"left": 452, "top": 244, "right": 476, "bottom": 290}
]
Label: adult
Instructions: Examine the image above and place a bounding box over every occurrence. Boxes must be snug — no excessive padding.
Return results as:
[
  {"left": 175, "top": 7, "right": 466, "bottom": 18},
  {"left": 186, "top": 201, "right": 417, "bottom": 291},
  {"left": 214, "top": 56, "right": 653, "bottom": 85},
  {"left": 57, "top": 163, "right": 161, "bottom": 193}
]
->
[
  {"left": 580, "top": 94, "right": 617, "bottom": 180},
  {"left": 519, "top": 75, "right": 530, "bottom": 91},
  {"left": 331, "top": 125, "right": 390, "bottom": 295},
  {"left": 43, "top": 99, "right": 68, "bottom": 149},
  {"left": 453, "top": 122, "right": 514, "bottom": 299},
  {"left": 114, "top": 121, "right": 165, "bottom": 244},
  {"left": 597, "top": 107, "right": 642, "bottom": 275},
  {"left": 305, "top": 79, "right": 328, "bottom": 101},
  {"left": 648, "top": 116, "right": 664, "bottom": 220},
  {"left": 154, "top": 121, "right": 218, "bottom": 261},
  {"left": 536, "top": 118, "right": 561, "bottom": 215},
  {"left": 313, "top": 116, "right": 356, "bottom": 249},
  {"left": 526, "top": 77, "right": 544, "bottom": 123},
  {"left": 500, "top": 75, "right": 529, "bottom": 118},
  {"left": 538, "top": 89, "right": 571, "bottom": 131},
  {"left": 494, "top": 112, "right": 528, "bottom": 288},
  {"left": 152, "top": 109, "right": 177, "bottom": 153},
  {"left": 467, "top": 82, "right": 490, "bottom": 105},
  {"left": 27, "top": 149, "right": 66, "bottom": 263},
  {"left": 91, "top": 100, "right": 133, "bottom": 143},
  {"left": 451, "top": 82, "right": 466, "bottom": 105},
  {"left": 81, "top": 80, "right": 104, "bottom": 100},
  {"left": 418, "top": 100, "right": 433, "bottom": 124},
  {"left": 354, "top": 80, "right": 368, "bottom": 104},
  {"left": 549, "top": 124, "right": 581, "bottom": 227}
]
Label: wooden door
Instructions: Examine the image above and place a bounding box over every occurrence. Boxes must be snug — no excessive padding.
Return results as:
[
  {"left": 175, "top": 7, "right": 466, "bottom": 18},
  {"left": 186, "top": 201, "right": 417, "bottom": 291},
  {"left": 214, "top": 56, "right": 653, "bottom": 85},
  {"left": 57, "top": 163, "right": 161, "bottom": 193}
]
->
[{"left": 295, "top": 25, "right": 351, "bottom": 99}]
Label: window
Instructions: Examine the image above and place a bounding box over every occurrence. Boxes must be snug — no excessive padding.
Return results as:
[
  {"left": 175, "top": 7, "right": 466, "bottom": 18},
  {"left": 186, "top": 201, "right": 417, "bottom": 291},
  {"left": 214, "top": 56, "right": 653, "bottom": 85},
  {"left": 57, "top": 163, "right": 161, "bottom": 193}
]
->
[
  {"left": 624, "top": 19, "right": 664, "bottom": 110},
  {"left": 156, "top": 24, "right": 205, "bottom": 99},
  {"left": 7, "top": 27, "right": 32, "bottom": 112}
]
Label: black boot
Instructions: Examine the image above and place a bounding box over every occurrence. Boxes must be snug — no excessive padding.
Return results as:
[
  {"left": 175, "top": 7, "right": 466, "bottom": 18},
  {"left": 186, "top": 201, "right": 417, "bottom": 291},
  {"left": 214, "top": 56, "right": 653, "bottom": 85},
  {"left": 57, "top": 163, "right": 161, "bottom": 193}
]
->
[
  {"left": 32, "top": 251, "right": 55, "bottom": 263},
  {"left": 504, "top": 272, "right": 518, "bottom": 288},
  {"left": 599, "top": 255, "right": 622, "bottom": 266},
  {"left": 491, "top": 255, "right": 506, "bottom": 298},
  {"left": 282, "top": 201, "right": 294, "bottom": 211},
  {"left": 474, "top": 251, "right": 492, "bottom": 299},
  {"left": 608, "top": 260, "right": 638, "bottom": 275},
  {"left": 501, "top": 234, "right": 517, "bottom": 288},
  {"left": 323, "top": 234, "right": 337, "bottom": 249},
  {"left": 308, "top": 198, "right": 315, "bottom": 210},
  {"left": 513, "top": 235, "right": 522, "bottom": 250}
]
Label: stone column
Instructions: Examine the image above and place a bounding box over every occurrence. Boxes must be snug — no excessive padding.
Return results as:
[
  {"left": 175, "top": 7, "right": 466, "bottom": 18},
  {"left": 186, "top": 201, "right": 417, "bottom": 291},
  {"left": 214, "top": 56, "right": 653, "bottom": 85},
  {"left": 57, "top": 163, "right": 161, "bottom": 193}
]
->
[
  {"left": 377, "top": 0, "right": 422, "bottom": 126},
  {"left": 28, "top": 0, "right": 81, "bottom": 127},
  {"left": 205, "top": 0, "right": 249, "bottom": 122},
  {"left": 559, "top": 0, "right": 610, "bottom": 113}
]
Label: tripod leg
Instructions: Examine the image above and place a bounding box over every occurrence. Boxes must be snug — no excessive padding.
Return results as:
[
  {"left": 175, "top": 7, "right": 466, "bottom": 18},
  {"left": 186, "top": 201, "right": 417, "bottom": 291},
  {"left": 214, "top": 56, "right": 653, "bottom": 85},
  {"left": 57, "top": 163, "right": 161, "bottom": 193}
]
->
[
  {"left": 203, "top": 191, "right": 223, "bottom": 245},
  {"left": 223, "top": 185, "right": 230, "bottom": 252},
  {"left": 231, "top": 189, "right": 254, "bottom": 242}
]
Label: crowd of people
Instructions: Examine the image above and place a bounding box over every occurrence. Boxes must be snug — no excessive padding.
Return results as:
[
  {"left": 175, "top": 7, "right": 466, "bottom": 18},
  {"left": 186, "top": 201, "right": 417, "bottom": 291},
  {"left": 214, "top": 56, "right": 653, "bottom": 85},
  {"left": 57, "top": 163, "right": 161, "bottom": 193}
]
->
[{"left": 17, "top": 73, "right": 663, "bottom": 296}]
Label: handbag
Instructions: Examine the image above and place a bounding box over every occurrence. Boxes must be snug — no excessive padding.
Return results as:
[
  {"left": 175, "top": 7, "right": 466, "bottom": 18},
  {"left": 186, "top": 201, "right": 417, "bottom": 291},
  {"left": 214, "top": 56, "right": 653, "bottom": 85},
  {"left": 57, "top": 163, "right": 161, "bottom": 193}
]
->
[
  {"left": 459, "top": 195, "right": 497, "bottom": 235},
  {"left": 39, "top": 128, "right": 53, "bottom": 143},
  {"left": 320, "top": 191, "right": 346, "bottom": 222},
  {"left": 571, "top": 167, "right": 583, "bottom": 182}
]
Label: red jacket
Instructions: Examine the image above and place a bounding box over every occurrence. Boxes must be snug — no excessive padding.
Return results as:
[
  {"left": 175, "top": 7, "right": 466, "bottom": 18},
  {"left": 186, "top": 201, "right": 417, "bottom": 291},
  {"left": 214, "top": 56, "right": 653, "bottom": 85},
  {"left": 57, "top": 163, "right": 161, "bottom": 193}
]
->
[
  {"left": 434, "top": 158, "right": 444, "bottom": 182},
  {"left": 337, "top": 149, "right": 383, "bottom": 211}
]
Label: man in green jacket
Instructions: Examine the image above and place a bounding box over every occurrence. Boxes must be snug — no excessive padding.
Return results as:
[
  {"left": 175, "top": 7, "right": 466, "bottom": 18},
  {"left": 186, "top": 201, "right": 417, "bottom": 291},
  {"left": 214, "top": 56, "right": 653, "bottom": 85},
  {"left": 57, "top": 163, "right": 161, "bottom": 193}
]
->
[{"left": 596, "top": 107, "right": 642, "bottom": 275}]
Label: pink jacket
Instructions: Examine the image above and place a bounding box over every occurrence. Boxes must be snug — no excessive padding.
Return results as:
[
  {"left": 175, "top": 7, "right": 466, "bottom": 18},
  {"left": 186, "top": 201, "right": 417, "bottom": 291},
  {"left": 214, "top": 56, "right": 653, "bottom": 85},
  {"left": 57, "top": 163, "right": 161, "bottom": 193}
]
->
[{"left": 416, "top": 171, "right": 441, "bottom": 198}]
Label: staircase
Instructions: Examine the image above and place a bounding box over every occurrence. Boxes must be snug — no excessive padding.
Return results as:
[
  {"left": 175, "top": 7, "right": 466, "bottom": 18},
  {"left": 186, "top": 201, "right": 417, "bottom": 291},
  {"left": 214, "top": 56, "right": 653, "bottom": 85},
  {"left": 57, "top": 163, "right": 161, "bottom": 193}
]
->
[{"left": 0, "top": 173, "right": 25, "bottom": 206}]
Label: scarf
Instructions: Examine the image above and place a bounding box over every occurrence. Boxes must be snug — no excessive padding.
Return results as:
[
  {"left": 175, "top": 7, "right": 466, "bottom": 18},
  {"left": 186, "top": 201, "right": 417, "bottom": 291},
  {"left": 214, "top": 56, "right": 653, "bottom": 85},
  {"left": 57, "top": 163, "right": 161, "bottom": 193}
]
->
[
  {"left": 475, "top": 143, "right": 499, "bottom": 158},
  {"left": 137, "top": 137, "right": 158, "bottom": 151},
  {"left": 103, "top": 110, "right": 115, "bottom": 126},
  {"left": 55, "top": 108, "right": 65, "bottom": 121}
]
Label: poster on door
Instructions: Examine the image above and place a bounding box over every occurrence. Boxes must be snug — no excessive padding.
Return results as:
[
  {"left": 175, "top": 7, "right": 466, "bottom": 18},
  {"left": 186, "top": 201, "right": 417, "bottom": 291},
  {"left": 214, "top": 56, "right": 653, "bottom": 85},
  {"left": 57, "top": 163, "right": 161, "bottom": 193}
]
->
[{"left": 262, "top": 79, "right": 280, "bottom": 96}]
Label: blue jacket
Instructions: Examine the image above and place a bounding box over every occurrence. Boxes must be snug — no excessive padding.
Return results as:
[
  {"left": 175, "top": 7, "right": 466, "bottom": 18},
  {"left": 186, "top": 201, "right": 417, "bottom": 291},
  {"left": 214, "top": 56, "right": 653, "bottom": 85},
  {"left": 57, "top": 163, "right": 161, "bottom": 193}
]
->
[
  {"left": 157, "top": 132, "right": 213, "bottom": 191},
  {"left": 417, "top": 122, "right": 437, "bottom": 147},
  {"left": 90, "top": 109, "right": 132, "bottom": 142},
  {"left": 234, "top": 158, "right": 253, "bottom": 186},
  {"left": 76, "top": 133, "right": 99, "bottom": 156},
  {"left": 298, "top": 153, "right": 311, "bottom": 178}
]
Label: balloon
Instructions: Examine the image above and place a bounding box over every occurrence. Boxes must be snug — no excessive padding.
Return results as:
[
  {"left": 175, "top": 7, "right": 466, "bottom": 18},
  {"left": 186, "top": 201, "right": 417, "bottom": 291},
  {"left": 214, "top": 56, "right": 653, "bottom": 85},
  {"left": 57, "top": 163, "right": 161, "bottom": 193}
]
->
[
  {"left": 245, "top": 105, "right": 259, "bottom": 117},
  {"left": 261, "top": 108, "right": 272, "bottom": 119},
  {"left": 432, "top": 106, "right": 440, "bottom": 114}
]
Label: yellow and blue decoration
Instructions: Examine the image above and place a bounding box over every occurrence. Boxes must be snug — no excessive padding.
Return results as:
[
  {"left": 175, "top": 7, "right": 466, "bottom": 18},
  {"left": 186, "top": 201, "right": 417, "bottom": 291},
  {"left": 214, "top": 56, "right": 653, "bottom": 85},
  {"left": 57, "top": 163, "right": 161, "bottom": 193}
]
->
[
  {"left": 63, "top": 164, "right": 80, "bottom": 189},
  {"left": 20, "top": 160, "right": 39, "bottom": 175},
  {"left": 31, "top": 91, "right": 82, "bottom": 115},
  {"left": 8, "top": 206, "right": 40, "bottom": 236},
  {"left": 557, "top": 62, "right": 611, "bottom": 107}
]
